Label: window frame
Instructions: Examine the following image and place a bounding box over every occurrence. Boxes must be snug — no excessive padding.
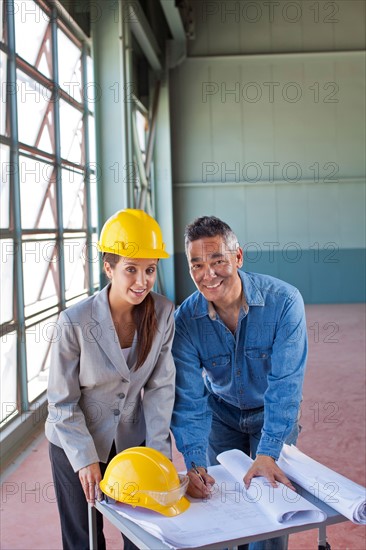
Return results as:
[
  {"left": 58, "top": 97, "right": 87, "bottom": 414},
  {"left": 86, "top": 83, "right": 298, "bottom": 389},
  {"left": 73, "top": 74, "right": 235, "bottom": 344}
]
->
[{"left": 0, "top": 0, "right": 97, "bottom": 430}]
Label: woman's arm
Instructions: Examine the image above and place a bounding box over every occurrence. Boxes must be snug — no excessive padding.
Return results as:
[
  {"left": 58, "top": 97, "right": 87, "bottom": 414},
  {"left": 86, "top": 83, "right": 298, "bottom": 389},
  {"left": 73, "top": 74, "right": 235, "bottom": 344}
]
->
[{"left": 46, "top": 310, "right": 100, "bottom": 472}]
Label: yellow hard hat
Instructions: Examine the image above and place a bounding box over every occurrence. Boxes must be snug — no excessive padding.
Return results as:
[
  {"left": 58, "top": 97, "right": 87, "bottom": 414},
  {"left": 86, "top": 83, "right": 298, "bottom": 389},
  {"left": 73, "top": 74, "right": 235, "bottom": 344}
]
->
[
  {"left": 97, "top": 209, "right": 169, "bottom": 259},
  {"left": 100, "top": 447, "right": 190, "bottom": 517}
]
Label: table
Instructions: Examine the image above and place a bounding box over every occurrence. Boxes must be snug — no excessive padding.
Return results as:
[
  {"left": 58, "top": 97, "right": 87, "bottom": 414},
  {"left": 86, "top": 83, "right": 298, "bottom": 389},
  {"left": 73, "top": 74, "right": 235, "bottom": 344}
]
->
[{"left": 88, "top": 488, "right": 348, "bottom": 550}]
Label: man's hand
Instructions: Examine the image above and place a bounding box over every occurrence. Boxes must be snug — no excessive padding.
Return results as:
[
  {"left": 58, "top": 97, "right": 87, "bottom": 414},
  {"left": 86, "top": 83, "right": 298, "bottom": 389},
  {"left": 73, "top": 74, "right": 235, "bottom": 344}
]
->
[
  {"left": 243, "top": 455, "right": 296, "bottom": 491},
  {"left": 186, "top": 467, "right": 215, "bottom": 499},
  {"left": 78, "top": 463, "right": 103, "bottom": 504}
]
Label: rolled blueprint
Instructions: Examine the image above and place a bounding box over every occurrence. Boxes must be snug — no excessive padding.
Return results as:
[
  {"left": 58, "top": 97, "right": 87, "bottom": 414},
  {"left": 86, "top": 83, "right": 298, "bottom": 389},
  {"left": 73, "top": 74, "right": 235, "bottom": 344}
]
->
[{"left": 277, "top": 444, "right": 366, "bottom": 525}]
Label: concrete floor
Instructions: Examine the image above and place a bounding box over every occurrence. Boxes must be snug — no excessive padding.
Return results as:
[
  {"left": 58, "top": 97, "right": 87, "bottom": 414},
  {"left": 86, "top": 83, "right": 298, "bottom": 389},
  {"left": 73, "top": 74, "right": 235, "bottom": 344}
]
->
[{"left": 1, "top": 304, "right": 365, "bottom": 550}]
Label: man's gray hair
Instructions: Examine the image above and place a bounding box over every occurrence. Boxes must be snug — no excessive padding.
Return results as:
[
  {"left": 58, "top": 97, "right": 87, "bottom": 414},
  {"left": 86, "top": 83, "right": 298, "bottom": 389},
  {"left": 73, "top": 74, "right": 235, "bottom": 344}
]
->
[{"left": 184, "top": 216, "right": 239, "bottom": 253}]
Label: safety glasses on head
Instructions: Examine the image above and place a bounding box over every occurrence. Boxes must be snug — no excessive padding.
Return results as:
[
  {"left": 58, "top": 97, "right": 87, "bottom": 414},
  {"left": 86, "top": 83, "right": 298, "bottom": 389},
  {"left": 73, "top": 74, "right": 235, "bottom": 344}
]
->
[{"left": 139, "top": 473, "right": 189, "bottom": 506}]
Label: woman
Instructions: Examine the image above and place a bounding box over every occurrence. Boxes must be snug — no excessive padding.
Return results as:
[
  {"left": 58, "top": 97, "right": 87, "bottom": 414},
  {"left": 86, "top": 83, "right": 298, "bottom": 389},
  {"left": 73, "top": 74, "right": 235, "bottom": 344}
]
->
[{"left": 45, "top": 209, "right": 175, "bottom": 550}]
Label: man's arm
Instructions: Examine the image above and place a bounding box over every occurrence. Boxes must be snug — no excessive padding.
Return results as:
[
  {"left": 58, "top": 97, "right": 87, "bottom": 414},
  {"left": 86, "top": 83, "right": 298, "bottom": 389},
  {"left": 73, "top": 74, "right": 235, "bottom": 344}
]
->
[
  {"left": 245, "top": 289, "right": 307, "bottom": 487},
  {"left": 170, "top": 313, "right": 212, "bottom": 471}
]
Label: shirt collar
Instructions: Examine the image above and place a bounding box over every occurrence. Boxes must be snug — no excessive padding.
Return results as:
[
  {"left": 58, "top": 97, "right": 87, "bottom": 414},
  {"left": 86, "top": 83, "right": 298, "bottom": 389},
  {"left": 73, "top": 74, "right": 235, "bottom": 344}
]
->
[{"left": 207, "top": 292, "right": 248, "bottom": 320}]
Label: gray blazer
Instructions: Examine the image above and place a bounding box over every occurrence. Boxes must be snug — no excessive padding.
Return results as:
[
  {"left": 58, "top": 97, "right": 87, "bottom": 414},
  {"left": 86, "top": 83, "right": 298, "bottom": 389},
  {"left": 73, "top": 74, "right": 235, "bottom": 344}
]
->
[{"left": 45, "top": 285, "right": 176, "bottom": 472}]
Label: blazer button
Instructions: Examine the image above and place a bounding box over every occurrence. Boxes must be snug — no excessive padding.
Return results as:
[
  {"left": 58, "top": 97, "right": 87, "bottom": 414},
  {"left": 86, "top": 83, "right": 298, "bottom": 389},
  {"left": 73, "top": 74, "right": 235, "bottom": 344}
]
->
[
  {"left": 117, "top": 392, "right": 125, "bottom": 399},
  {"left": 113, "top": 409, "right": 121, "bottom": 416}
]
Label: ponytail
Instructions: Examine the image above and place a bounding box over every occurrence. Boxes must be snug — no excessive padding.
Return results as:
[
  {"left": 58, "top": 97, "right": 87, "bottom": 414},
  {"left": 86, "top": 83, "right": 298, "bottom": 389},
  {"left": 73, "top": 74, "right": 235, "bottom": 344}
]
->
[{"left": 133, "top": 293, "right": 157, "bottom": 369}]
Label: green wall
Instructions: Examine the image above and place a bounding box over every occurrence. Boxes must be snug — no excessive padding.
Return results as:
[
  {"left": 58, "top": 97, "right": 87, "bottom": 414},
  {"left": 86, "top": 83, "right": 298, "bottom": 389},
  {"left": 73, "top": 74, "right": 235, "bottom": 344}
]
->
[
  {"left": 170, "top": 1, "right": 366, "bottom": 304},
  {"left": 175, "top": 250, "right": 366, "bottom": 305}
]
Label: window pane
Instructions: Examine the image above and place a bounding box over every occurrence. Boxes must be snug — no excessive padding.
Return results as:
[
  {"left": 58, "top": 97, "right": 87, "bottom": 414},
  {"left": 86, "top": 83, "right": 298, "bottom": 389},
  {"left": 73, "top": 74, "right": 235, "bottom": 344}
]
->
[
  {"left": 83, "top": 232, "right": 99, "bottom": 288},
  {"left": 19, "top": 156, "right": 57, "bottom": 229},
  {"left": 26, "top": 316, "right": 56, "bottom": 402},
  {"left": 91, "top": 233, "right": 99, "bottom": 287},
  {"left": 0, "top": 144, "right": 10, "bottom": 228},
  {"left": 90, "top": 172, "right": 98, "bottom": 228},
  {"left": 60, "top": 99, "right": 83, "bottom": 164},
  {"left": 14, "top": 1, "right": 51, "bottom": 78},
  {"left": 17, "top": 70, "right": 53, "bottom": 152},
  {"left": 1, "top": 331, "right": 17, "bottom": 424},
  {"left": 62, "top": 168, "right": 85, "bottom": 229},
  {"left": 136, "top": 110, "right": 147, "bottom": 152},
  {"left": 0, "top": 0, "right": 4, "bottom": 43},
  {"left": 65, "top": 293, "right": 88, "bottom": 309},
  {"left": 64, "top": 236, "right": 87, "bottom": 299},
  {"left": 86, "top": 56, "right": 95, "bottom": 113},
  {"left": 57, "top": 29, "right": 82, "bottom": 102},
  {"left": 22, "top": 239, "right": 58, "bottom": 314},
  {"left": 88, "top": 115, "right": 96, "bottom": 164},
  {"left": 0, "top": 239, "right": 14, "bottom": 324},
  {"left": 0, "top": 52, "right": 7, "bottom": 136}
]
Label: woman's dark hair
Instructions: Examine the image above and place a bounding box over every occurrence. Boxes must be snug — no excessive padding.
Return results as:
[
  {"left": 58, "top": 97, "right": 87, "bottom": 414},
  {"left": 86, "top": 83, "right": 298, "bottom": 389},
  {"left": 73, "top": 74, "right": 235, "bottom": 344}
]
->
[{"left": 103, "top": 252, "right": 157, "bottom": 369}]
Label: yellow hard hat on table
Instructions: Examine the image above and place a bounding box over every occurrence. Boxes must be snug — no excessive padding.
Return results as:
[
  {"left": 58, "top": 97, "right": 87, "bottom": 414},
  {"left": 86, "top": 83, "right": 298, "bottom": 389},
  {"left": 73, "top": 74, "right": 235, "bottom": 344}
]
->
[
  {"left": 97, "top": 209, "right": 169, "bottom": 259},
  {"left": 100, "top": 447, "right": 190, "bottom": 517}
]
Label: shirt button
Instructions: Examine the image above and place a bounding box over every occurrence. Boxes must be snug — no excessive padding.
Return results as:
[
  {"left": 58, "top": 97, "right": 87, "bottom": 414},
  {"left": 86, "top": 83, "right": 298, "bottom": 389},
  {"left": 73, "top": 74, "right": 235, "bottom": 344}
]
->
[
  {"left": 236, "top": 370, "right": 241, "bottom": 375},
  {"left": 113, "top": 409, "right": 121, "bottom": 416},
  {"left": 117, "top": 392, "right": 125, "bottom": 399},
  {"left": 212, "top": 362, "right": 216, "bottom": 366},
  {"left": 261, "top": 353, "right": 267, "bottom": 358}
]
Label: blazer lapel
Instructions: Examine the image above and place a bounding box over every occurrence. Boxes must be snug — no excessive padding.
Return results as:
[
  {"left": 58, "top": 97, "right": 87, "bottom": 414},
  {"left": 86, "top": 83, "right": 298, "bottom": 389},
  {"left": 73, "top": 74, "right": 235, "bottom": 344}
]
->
[{"left": 90, "top": 284, "right": 130, "bottom": 378}]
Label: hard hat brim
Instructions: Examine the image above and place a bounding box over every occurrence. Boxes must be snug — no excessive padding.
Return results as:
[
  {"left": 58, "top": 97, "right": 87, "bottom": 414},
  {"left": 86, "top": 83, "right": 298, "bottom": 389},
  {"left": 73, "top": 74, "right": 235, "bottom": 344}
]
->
[
  {"left": 127, "top": 495, "right": 191, "bottom": 517},
  {"left": 99, "top": 483, "right": 191, "bottom": 517},
  {"left": 156, "top": 495, "right": 191, "bottom": 517}
]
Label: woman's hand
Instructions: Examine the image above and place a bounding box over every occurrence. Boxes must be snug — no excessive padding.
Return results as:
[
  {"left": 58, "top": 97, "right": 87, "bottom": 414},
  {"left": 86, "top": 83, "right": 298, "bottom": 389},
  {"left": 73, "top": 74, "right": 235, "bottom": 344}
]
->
[{"left": 78, "top": 463, "right": 103, "bottom": 504}]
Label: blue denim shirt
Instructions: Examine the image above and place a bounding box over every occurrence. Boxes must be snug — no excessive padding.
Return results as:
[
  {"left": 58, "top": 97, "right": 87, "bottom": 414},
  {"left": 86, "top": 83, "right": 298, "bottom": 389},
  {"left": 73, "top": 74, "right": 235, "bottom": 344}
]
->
[{"left": 171, "top": 270, "right": 307, "bottom": 469}]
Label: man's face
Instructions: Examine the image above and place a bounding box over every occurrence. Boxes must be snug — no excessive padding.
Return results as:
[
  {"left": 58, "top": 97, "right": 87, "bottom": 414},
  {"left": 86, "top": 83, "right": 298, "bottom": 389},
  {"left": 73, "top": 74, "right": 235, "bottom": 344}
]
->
[{"left": 186, "top": 236, "right": 243, "bottom": 305}]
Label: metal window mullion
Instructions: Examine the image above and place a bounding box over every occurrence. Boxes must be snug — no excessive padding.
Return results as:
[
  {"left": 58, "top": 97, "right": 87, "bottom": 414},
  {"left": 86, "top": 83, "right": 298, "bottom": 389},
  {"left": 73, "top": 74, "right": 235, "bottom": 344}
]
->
[
  {"left": 5, "top": 0, "right": 28, "bottom": 410},
  {"left": 17, "top": 53, "right": 84, "bottom": 112},
  {"left": 16, "top": 142, "right": 88, "bottom": 171},
  {"left": 132, "top": 112, "right": 148, "bottom": 210},
  {"left": 50, "top": 9, "right": 66, "bottom": 310},
  {"left": 121, "top": 5, "right": 134, "bottom": 207},
  {"left": 81, "top": 43, "right": 93, "bottom": 295}
]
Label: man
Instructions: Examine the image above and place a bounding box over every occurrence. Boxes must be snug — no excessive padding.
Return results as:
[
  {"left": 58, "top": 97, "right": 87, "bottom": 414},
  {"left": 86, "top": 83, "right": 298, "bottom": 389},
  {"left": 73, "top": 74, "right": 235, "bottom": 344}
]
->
[{"left": 171, "top": 216, "right": 307, "bottom": 550}]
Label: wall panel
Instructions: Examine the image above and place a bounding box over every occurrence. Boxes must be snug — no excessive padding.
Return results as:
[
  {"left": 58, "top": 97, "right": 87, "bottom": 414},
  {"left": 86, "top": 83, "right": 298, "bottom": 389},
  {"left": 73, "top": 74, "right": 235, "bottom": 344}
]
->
[
  {"left": 173, "top": 180, "right": 365, "bottom": 303},
  {"left": 171, "top": 2, "right": 365, "bottom": 304},
  {"left": 188, "top": 1, "right": 366, "bottom": 56}
]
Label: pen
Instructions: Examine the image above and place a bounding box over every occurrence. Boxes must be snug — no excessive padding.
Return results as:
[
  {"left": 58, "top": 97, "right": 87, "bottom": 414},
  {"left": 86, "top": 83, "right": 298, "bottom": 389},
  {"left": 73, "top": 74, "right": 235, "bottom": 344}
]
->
[{"left": 191, "top": 461, "right": 206, "bottom": 485}]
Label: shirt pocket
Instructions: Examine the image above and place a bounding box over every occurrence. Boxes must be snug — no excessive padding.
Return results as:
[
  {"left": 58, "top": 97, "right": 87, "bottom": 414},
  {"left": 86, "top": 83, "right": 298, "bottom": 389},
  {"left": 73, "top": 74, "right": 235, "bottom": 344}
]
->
[
  {"left": 244, "top": 349, "right": 271, "bottom": 380},
  {"left": 202, "top": 354, "right": 231, "bottom": 386}
]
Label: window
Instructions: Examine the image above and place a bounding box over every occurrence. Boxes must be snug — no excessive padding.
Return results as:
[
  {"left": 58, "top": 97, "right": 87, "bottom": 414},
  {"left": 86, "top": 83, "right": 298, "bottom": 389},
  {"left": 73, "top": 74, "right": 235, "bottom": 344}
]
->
[{"left": 0, "top": 0, "right": 98, "bottom": 428}]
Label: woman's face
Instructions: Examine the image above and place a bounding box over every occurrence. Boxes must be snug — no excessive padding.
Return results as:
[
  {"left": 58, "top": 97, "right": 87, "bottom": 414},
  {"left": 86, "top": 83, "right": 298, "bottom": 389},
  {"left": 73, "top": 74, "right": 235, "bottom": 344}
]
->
[{"left": 104, "top": 256, "right": 158, "bottom": 306}]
